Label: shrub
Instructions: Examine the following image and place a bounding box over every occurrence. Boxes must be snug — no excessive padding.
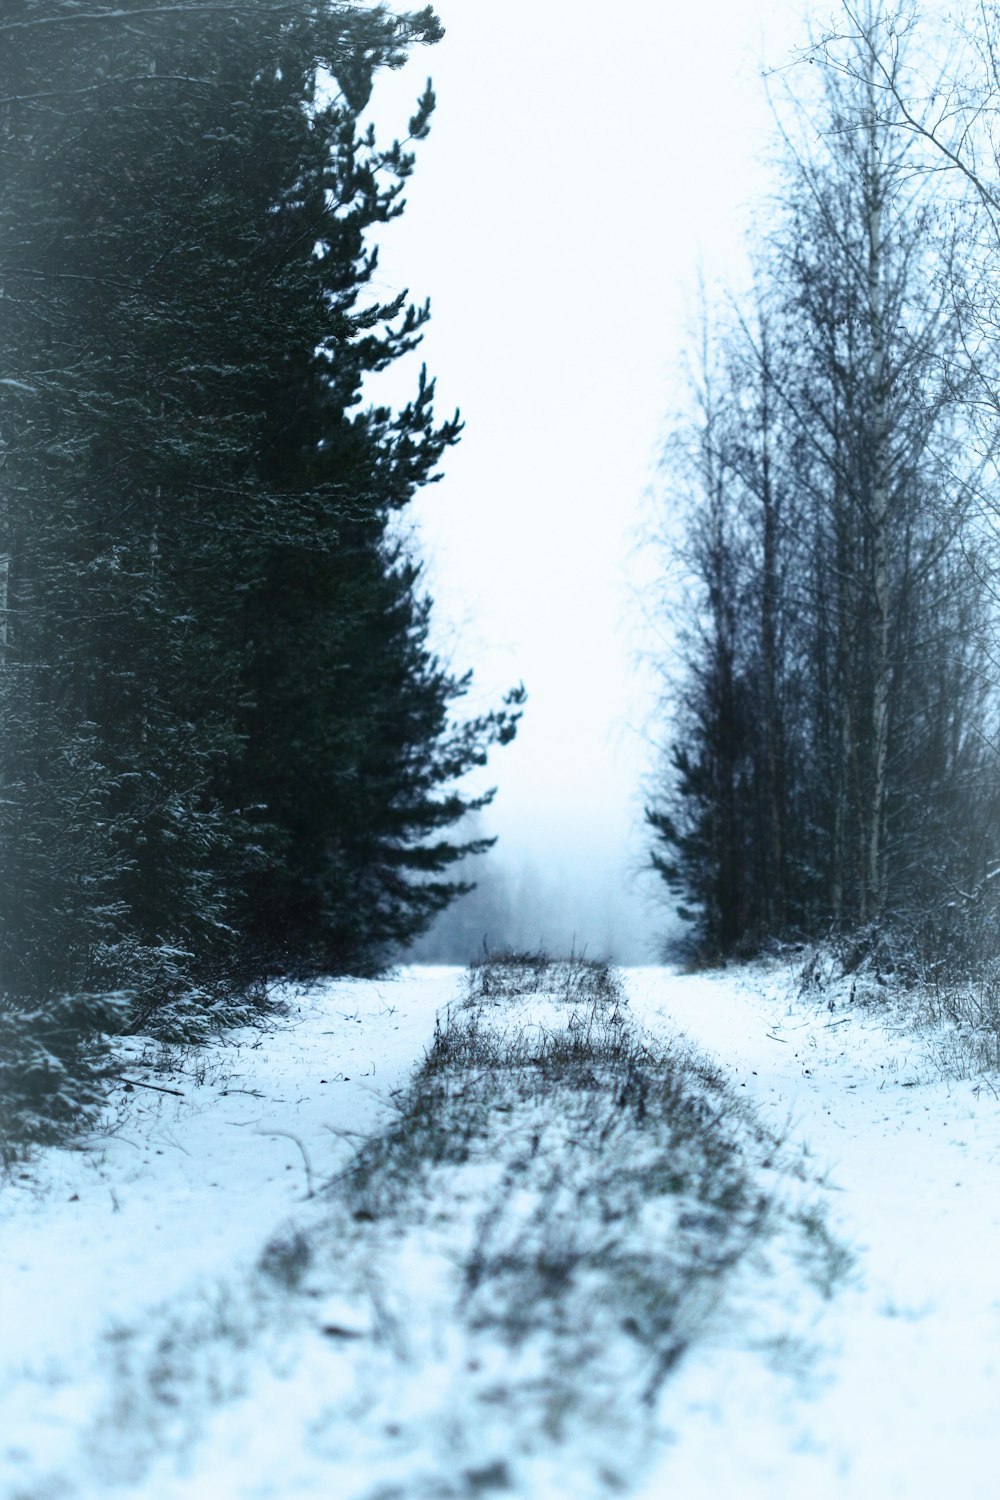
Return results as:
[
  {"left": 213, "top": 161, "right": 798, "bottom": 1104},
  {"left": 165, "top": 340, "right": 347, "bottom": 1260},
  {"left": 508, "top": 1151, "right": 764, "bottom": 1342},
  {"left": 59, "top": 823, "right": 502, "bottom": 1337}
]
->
[{"left": 0, "top": 990, "right": 128, "bottom": 1161}]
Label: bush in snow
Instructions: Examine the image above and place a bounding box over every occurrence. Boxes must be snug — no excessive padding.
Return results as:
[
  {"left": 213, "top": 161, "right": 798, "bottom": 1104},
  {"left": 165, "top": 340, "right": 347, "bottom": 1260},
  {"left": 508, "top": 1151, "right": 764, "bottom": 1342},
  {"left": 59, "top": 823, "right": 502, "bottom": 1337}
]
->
[{"left": 0, "top": 991, "right": 127, "bottom": 1161}]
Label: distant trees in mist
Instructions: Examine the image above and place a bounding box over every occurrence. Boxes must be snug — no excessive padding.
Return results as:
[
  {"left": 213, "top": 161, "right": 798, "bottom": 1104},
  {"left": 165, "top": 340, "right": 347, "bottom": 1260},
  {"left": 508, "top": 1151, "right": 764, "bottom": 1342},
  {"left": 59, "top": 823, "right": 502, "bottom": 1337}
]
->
[
  {"left": 408, "top": 827, "right": 652, "bottom": 966},
  {"left": 647, "top": 1, "right": 1000, "bottom": 966}
]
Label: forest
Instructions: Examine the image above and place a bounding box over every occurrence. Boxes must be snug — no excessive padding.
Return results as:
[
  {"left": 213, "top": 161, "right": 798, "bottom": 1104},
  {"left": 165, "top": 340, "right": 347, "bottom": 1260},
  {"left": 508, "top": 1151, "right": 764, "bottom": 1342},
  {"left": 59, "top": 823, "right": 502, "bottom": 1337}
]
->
[
  {"left": 8, "top": 4, "right": 1000, "bottom": 1496},
  {"left": 7, "top": 0, "right": 1000, "bottom": 1142},
  {"left": 647, "top": 2, "right": 1000, "bottom": 972},
  {"left": 0, "top": 0, "right": 523, "bottom": 1146}
]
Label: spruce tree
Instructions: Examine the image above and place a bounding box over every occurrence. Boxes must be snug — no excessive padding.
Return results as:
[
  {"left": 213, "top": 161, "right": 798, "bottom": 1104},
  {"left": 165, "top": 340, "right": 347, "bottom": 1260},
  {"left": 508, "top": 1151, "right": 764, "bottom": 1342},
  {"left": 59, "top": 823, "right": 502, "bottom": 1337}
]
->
[{"left": 0, "top": 1, "right": 522, "bottom": 1136}]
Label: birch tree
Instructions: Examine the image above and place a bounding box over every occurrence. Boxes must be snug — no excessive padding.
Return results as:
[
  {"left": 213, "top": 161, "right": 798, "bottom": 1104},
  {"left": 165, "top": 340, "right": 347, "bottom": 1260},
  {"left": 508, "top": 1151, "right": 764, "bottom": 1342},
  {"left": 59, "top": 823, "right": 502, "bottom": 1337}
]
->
[{"left": 648, "top": 0, "right": 1000, "bottom": 960}]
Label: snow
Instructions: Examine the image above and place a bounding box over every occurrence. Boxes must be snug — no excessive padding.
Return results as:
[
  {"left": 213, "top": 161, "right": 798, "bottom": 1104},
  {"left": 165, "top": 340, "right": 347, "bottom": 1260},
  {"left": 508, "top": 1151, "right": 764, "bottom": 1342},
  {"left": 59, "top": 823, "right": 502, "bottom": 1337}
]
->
[
  {"left": 4, "top": 958, "right": 1000, "bottom": 1497},
  {"left": 0, "top": 966, "right": 459, "bottom": 1494},
  {"left": 627, "top": 964, "right": 1000, "bottom": 1499}
]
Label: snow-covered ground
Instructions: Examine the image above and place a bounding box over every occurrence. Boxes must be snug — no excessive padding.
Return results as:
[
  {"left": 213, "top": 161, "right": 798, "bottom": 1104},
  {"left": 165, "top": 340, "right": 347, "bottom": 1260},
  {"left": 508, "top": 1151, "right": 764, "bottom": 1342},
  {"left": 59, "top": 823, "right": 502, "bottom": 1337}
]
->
[
  {"left": 3, "top": 958, "right": 1000, "bottom": 1498},
  {"left": 0, "top": 967, "right": 460, "bottom": 1497},
  {"left": 629, "top": 963, "right": 1000, "bottom": 1499}
]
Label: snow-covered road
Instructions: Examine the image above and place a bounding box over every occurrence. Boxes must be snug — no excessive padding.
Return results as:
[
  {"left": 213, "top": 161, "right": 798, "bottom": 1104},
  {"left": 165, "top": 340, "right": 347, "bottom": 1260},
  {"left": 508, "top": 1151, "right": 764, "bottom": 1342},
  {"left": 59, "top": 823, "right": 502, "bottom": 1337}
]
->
[
  {"left": 4, "top": 961, "right": 1000, "bottom": 1498},
  {"left": 0, "top": 967, "right": 460, "bottom": 1494},
  {"left": 627, "top": 965, "right": 1000, "bottom": 1499}
]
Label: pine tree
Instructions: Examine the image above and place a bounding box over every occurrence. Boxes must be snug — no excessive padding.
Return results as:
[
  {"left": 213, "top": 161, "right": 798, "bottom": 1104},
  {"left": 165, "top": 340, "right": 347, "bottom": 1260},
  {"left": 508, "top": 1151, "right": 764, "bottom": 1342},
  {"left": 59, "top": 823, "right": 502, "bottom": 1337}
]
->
[{"left": 0, "top": 1, "right": 522, "bottom": 1136}]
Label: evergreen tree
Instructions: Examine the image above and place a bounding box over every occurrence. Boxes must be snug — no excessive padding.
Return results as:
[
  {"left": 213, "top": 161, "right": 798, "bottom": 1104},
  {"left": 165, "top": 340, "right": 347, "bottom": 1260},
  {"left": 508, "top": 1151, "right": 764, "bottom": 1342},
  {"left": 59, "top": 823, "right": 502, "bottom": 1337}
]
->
[{"left": 0, "top": 0, "right": 522, "bottom": 1135}]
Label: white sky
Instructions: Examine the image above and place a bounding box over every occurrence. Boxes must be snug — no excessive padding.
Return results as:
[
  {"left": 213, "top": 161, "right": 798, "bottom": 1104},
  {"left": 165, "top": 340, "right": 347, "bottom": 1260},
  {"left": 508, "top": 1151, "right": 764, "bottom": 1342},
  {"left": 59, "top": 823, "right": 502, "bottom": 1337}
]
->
[{"left": 366, "top": 0, "right": 824, "bottom": 958}]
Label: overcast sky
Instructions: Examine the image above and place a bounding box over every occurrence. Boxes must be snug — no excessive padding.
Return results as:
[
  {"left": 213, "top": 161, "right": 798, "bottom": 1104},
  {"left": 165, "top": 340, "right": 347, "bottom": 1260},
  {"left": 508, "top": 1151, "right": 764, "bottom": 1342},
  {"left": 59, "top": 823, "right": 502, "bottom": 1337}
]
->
[{"left": 365, "top": 0, "right": 822, "bottom": 959}]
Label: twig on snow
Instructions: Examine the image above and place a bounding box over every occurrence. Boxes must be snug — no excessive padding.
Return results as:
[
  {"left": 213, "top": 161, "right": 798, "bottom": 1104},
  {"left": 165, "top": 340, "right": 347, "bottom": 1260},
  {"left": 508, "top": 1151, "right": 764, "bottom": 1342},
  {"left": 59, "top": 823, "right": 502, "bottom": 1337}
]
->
[
  {"left": 115, "top": 1075, "right": 185, "bottom": 1097},
  {"left": 257, "top": 1127, "right": 315, "bottom": 1198}
]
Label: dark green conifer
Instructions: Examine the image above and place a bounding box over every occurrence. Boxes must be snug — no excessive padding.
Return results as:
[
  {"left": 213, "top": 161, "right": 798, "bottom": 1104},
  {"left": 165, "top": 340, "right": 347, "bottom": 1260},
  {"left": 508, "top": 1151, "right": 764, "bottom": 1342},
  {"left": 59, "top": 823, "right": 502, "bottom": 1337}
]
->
[{"left": 0, "top": 1, "right": 521, "bottom": 1134}]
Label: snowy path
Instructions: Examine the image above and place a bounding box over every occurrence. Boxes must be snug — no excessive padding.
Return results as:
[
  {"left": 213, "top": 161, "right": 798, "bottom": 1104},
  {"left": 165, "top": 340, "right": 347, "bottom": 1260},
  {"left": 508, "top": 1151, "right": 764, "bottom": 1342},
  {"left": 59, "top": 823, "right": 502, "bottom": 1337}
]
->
[
  {"left": 0, "top": 967, "right": 460, "bottom": 1494},
  {"left": 5, "top": 962, "right": 1000, "bottom": 1498},
  {"left": 628, "top": 966, "right": 1000, "bottom": 1500}
]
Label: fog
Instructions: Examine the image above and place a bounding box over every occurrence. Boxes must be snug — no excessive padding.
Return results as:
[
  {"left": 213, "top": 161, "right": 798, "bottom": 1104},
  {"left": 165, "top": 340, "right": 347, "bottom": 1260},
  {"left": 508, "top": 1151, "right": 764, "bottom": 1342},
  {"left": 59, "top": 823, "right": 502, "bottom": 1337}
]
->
[
  {"left": 364, "top": 0, "right": 813, "bottom": 963},
  {"left": 408, "top": 828, "right": 665, "bottom": 967}
]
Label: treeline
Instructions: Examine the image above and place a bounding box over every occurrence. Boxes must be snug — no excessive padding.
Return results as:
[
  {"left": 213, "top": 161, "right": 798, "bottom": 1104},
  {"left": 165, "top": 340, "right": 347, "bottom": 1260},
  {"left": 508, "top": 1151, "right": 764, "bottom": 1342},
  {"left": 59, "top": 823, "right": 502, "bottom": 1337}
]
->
[
  {"left": 647, "top": 2, "right": 1000, "bottom": 966},
  {"left": 0, "top": 1, "right": 522, "bottom": 1144}
]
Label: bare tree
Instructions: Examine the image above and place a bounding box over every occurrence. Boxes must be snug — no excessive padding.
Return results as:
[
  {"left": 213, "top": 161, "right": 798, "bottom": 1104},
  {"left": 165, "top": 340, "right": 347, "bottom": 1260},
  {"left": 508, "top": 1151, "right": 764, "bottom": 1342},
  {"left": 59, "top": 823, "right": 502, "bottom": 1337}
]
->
[{"left": 648, "top": 0, "right": 1000, "bottom": 961}]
